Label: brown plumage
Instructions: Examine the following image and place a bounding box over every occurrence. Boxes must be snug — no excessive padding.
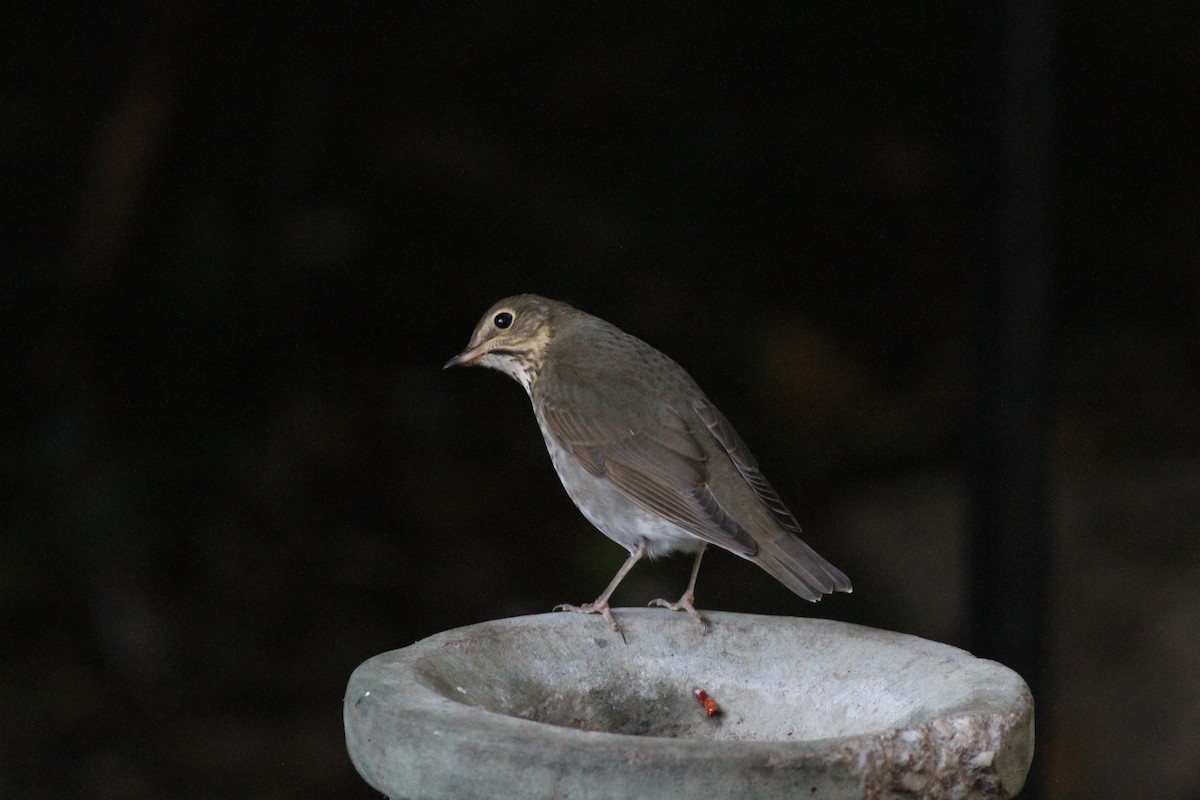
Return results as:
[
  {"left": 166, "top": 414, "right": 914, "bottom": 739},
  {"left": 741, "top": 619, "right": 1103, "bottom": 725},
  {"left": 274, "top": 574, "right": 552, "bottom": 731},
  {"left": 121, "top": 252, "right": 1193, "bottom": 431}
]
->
[{"left": 446, "top": 295, "right": 851, "bottom": 635}]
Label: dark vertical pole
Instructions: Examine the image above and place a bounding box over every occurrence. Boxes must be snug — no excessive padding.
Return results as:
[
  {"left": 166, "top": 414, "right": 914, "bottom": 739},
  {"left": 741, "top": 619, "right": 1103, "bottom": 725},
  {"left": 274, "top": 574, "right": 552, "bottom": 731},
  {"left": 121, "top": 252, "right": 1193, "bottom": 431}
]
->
[{"left": 969, "top": 1, "right": 1058, "bottom": 797}]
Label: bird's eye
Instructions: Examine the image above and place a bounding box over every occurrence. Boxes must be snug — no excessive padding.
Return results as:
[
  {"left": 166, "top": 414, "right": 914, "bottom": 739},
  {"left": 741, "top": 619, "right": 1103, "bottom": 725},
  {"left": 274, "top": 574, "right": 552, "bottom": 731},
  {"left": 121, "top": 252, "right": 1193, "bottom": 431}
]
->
[{"left": 494, "top": 311, "right": 514, "bottom": 329}]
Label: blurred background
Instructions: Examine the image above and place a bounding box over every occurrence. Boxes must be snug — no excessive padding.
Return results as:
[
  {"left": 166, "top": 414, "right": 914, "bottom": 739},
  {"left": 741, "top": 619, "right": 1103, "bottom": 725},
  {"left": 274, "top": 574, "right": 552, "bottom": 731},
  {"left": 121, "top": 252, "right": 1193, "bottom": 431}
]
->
[{"left": 4, "top": 3, "right": 1198, "bottom": 798}]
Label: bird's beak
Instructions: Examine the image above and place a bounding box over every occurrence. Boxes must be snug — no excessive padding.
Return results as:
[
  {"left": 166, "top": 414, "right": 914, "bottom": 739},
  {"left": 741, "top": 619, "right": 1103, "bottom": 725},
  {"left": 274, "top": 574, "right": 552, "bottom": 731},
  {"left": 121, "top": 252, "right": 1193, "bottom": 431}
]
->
[{"left": 443, "top": 344, "right": 483, "bottom": 369}]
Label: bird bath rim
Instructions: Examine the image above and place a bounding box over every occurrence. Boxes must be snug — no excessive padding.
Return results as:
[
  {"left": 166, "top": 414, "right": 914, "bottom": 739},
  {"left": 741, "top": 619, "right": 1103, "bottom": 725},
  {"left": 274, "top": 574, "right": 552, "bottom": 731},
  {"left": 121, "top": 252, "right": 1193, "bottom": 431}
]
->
[{"left": 344, "top": 610, "right": 1034, "bottom": 799}]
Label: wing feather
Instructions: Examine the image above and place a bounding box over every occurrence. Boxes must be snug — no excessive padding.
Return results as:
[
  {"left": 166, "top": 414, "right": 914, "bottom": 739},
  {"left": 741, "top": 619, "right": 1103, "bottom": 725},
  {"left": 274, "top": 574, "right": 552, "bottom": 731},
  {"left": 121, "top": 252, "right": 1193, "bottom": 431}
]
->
[{"left": 539, "top": 385, "right": 755, "bottom": 555}]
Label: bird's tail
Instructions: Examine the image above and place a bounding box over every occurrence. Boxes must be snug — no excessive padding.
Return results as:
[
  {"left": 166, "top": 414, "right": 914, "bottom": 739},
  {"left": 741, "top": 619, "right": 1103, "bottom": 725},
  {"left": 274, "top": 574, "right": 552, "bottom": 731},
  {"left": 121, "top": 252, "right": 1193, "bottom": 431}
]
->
[{"left": 752, "top": 531, "right": 852, "bottom": 602}]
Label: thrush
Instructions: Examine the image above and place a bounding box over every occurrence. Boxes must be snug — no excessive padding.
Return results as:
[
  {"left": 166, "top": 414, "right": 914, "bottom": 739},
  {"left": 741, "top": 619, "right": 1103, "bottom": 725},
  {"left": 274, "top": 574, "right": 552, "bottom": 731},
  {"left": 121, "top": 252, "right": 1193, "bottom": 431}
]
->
[{"left": 445, "top": 295, "right": 851, "bottom": 635}]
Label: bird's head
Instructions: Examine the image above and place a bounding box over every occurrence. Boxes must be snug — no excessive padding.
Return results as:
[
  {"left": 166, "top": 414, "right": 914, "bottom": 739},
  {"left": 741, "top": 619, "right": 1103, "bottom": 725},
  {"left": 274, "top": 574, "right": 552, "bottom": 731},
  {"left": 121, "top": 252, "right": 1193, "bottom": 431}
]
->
[{"left": 444, "top": 294, "right": 563, "bottom": 392}]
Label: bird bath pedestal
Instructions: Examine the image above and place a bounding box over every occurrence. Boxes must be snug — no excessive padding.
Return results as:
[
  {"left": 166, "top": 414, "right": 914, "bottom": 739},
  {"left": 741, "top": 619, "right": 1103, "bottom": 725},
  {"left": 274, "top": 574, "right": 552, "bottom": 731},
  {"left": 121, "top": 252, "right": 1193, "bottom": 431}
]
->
[{"left": 344, "top": 610, "right": 1033, "bottom": 799}]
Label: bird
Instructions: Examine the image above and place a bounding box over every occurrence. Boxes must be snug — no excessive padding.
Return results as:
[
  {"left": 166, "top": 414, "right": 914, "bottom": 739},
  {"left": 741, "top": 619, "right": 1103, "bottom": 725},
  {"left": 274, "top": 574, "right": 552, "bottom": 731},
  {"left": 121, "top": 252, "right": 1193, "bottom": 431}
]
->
[{"left": 445, "top": 294, "right": 851, "bottom": 636}]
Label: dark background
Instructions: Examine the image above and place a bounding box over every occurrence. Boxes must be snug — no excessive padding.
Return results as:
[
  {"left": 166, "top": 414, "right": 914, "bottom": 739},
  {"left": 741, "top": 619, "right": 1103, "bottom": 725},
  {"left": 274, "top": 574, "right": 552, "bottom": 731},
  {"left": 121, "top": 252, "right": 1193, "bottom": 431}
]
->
[{"left": 4, "top": 3, "right": 1198, "bottom": 798}]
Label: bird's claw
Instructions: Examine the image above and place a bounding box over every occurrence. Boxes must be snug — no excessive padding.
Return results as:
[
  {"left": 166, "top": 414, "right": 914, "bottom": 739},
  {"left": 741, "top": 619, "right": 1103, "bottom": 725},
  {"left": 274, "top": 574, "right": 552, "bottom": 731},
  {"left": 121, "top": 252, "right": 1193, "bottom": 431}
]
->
[
  {"left": 554, "top": 600, "right": 626, "bottom": 642},
  {"left": 649, "top": 593, "right": 708, "bottom": 631}
]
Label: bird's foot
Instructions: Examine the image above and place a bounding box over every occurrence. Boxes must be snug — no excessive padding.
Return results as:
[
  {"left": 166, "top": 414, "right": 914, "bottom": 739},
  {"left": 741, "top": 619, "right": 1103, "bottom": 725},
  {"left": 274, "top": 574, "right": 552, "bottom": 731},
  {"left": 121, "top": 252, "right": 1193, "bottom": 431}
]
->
[
  {"left": 649, "top": 593, "right": 708, "bottom": 631},
  {"left": 554, "top": 600, "right": 625, "bottom": 641}
]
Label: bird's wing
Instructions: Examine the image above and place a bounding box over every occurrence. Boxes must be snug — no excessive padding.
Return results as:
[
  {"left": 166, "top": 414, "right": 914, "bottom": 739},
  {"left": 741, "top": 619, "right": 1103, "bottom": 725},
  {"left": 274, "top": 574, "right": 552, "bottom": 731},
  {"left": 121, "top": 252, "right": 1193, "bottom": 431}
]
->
[
  {"left": 540, "top": 381, "right": 757, "bottom": 556},
  {"left": 692, "top": 399, "right": 853, "bottom": 596},
  {"left": 690, "top": 399, "right": 804, "bottom": 535}
]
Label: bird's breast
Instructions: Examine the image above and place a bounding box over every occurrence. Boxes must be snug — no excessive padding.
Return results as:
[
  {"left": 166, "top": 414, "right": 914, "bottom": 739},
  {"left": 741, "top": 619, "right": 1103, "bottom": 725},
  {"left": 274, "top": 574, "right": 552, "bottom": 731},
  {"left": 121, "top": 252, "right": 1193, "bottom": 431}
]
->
[{"left": 533, "top": 409, "right": 703, "bottom": 559}]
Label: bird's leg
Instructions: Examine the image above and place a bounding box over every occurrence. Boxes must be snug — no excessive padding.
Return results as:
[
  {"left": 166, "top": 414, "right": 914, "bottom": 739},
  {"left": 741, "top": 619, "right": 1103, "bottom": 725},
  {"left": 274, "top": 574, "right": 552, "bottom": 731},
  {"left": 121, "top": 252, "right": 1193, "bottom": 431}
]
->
[
  {"left": 649, "top": 544, "right": 708, "bottom": 629},
  {"left": 555, "top": 541, "right": 646, "bottom": 639}
]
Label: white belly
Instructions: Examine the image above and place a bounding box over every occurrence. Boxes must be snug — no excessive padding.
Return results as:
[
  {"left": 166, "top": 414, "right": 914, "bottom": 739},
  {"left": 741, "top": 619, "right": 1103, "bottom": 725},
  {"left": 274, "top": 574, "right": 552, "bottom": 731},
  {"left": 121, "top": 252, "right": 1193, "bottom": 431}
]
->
[{"left": 537, "top": 418, "right": 703, "bottom": 559}]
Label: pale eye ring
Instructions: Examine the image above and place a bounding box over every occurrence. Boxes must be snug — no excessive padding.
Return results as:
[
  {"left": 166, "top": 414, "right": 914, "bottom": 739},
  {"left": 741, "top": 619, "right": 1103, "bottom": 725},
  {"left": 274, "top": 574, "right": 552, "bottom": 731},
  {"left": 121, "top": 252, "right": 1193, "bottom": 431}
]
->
[{"left": 494, "top": 311, "right": 514, "bottom": 329}]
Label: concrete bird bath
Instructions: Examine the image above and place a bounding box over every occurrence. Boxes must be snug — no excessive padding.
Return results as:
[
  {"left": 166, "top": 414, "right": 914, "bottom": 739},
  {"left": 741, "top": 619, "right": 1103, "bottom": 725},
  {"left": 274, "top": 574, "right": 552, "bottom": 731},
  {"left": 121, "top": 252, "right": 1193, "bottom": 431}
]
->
[{"left": 344, "top": 610, "right": 1033, "bottom": 799}]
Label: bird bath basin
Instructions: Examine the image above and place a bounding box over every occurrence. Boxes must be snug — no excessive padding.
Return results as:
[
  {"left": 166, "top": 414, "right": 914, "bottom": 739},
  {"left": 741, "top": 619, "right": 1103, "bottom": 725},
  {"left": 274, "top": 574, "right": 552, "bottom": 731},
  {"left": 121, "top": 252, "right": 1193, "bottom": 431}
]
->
[{"left": 344, "top": 610, "right": 1033, "bottom": 799}]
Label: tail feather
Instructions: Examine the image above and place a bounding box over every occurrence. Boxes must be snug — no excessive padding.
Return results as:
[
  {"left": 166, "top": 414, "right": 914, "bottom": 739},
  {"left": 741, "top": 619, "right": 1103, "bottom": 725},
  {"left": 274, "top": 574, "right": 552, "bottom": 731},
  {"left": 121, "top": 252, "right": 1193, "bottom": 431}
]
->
[{"left": 752, "top": 532, "right": 852, "bottom": 602}]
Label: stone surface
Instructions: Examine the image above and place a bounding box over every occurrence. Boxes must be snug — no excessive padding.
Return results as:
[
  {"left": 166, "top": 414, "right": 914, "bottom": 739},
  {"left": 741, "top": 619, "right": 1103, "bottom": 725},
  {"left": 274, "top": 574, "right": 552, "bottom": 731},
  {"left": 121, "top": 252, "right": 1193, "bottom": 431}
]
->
[{"left": 344, "top": 610, "right": 1033, "bottom": 799}]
